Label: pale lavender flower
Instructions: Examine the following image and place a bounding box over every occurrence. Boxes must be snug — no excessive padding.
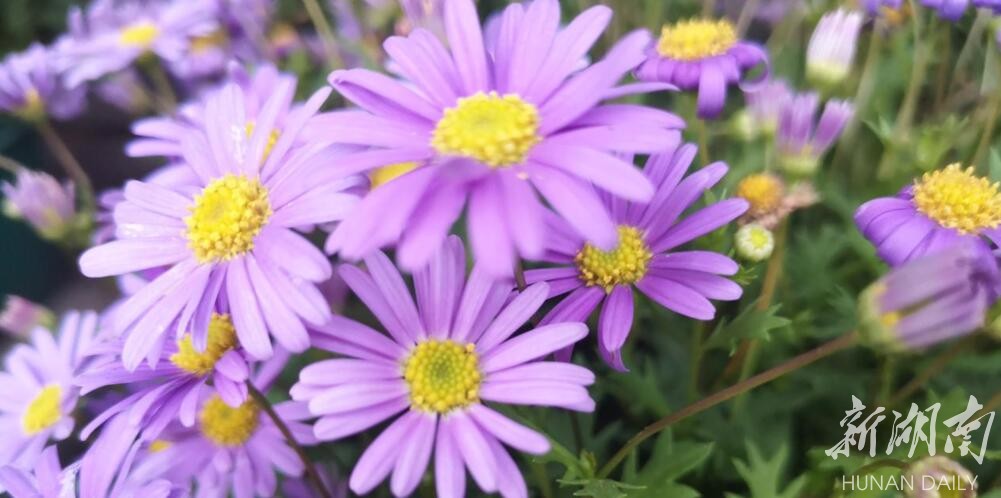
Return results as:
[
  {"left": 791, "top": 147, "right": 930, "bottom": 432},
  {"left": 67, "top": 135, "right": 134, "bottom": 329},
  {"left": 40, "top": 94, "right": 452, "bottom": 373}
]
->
[
  {"left": 0, "top": 43, "right": 85, "bottom": 121},
  {"left": 129, "top": 388, "right": 315, "bottom": 498},
  {"left": 776, "top": 93, "right": 853, "bottom": 176},
  {"left": 739, "top": 78, "right": 792, "bottom": 138},
  {"left": 0, "top": 312, "right": 99, "bottom": 471},
  {"left": 319, "top": 0, "right": 683, "bottom": 277},
  {"left": 2, "top": 168, "right": 78, "bottom": 241},
  {"left": 292, "top": 237, "right": 596, "bottom": 497},
  {"left": 974, "top": 0, "right": 1001, "bottom": 12},
  {"left": 526, "top": 143, "right": 748, "bottom": 370},
  {"left": 807, "top": 9, "right": 863, "bottom": 87},
  {"left": 57, "top": 0, "right": 219, "bottom": 86},
  {"left": 858, "top": 242, "right": 999, "bottom": 351},
  {"left": 0, "top": 296, "right": 54, "bottom": 339},
  {"left": 0, "top": 416, "right": 188, "bottom": 498},
  {"left": 863, "top": 0, "right": 903, "bottom": 15},
  {"left": 95, "top": 70, "right": 152, "bottom": 113},
  {"left": 79, "top": 80, "right": 361, "bottom": 369}
]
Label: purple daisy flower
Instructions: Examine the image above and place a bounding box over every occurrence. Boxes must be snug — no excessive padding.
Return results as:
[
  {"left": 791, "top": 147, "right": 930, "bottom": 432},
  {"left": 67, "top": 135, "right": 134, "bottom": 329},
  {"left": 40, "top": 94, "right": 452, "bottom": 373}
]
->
[
  {"left": 863, "top": 0, "right": 904, "bottom": 15},
  {"left": 76, "top": 311, "right": 255, "bottom": 441},
  {"left": 525, "top": 143, "right": 748, "bottom": 370},
  {"left": 129, "top": 388, "right": 316, "bottom": 498},
  {"left": 291, "top": 236, "right": 596, "bottom": 497},
  {"left": 855, "top": 164, "right": 1001, "bottom": 267},
  {"left": 0, "top": 311, "right": 99, "bottom": 471},
  {"left": 56, "top": 0, "right": 219, "bottom": 86},
  {"left": 973, "top": 0, "right": 1001, "bottom": 13},
  {"left": 78, "top": 79, "right": 360, "bottom": 368},
  {"left": 0, "top": 415, "right": 187, "bottom": 498},
  {"left": 738, "top": 78, "right": 792, "bottom": 139},
  {"left": 127, "top": 64, "right": 297, "bottom": 159},
  {"left": 317, "top": 0, "right": 684, "bottom": 277},
  {"left": 635, "top": 18, "right": 769, "bottom": 119},
  {"left": 858, "top": 241, "right": 999, "bottom": 351},
  {"left": 2, "top": 167, "right": 79, "bottom": 242},
  {"left": 921, "top": 0, "right": 970, "bottom": 19},
  {"left": 0, "top": 43, "right": 85, "bottom": 122},
  {"left": 807, "top": 9, "right": 863, "bottom": 87},
  {"left": 776, "top": 92, "right": 853, "bottom": 177}
]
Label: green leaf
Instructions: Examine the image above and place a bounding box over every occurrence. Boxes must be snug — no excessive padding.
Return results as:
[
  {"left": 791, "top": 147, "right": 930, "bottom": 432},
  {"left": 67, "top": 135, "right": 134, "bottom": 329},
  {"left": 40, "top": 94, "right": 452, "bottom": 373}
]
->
[
  {"left": 732, "top": 442, "right": 807, "bottom": 498},
  {"left": 634, "top": 431, "right": 714, "bottom": 485},
  {"left": 559, "top": 479, "right": 645, "bottom": 498},
  {"left": 704, "top": 303, "right": 791, "bottom": 353}
]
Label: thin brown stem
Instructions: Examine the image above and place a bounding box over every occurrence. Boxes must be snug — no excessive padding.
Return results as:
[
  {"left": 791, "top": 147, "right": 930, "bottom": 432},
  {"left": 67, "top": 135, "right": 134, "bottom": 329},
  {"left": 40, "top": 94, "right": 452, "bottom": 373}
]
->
[
  {"left": 887, "top": 338, "right": 971, "bottom": 408},
  {"left": 247, "top": 383, "right": 332, "bottom": 498},
  {"left": 143, "top": 60, "right": 177, "bottom": 113},
  {"left": 514, "top": 261, "right": 527, "bottom": 292},
  {"left": 598, "top": 333, "right": 859, "bottom": 479},
  {"left": 35, "top": 120, "right": 95, "bottom": 213},
  {"left": 0, "top": 154, "right": 24, "bottom": 174}
]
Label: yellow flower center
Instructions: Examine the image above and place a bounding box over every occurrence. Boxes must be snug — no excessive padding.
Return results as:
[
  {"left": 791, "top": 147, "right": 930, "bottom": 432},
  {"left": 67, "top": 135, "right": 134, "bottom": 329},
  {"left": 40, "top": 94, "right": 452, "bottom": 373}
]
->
[
  {"left": 22, "top": 385, "right": 62, "bottom": 435},
  {"left": 403, "top": 340, "right": 481, "bottom": 414},
  {"left": 199, "top": 395, "right": 260, "bottom": 447},
  {"left": 119, "top": 22, "right": 160, "bottom": 49},
  {"left": 15, "top": 89, "right": 44, "bottom": 121},
  {"left": 369, "top": 162, "right": 420, "bottom": 189},
  {"left": 148, "top": 440, "right": 172, "bottom": 453},
  {"left": 244, "top": 122, "right": 281, "bottom": 162},
  {"left": 912, "top": 164, "right": 1001, "bottom": 234},
  {"left": 191, "top": 29, "right": 228, "bottom": 54},
  {"left": 169, "top": 313, "right": 238, "bottom": 376},
  {"left": 431, "top": 91, "right": 541, "bottom": 168},
  {"left": 657, "top": 19, "right": 737, "bottom": 60},
  {"left": 575, "top": 226, "right": 652, "bottom": 292},
  {"left": 736, "top": 173, "right": 785, "bottom": 217},
  {"left": 185, "top": 174, "right": 272, "bottom": 263}
]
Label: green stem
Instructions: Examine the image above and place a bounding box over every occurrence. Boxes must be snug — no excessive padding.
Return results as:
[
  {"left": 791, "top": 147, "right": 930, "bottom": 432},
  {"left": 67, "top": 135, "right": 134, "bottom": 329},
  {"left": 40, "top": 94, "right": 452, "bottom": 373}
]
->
[
  {"left": 951, "top": 9, "right": 991, "bottom": 95},
  {"left": 143, "top": 59, "right": 177, "bottom": 113},
  {"left": 887, "top": 338, "right": 970, "bottom": 408},
  {"left": 838, "top": 20, "right": 886, "bottom": 176},
  {"left": 301, "top": 0, "right": 345, "bottom": 68},
  {"left": 0, "top": 154, "right": 23, "bottom": 175},
  {"left": 35, "top": 119, "right": 95, "bottom": 214},
  {"left": 531, "top": 461, "right": 554, "bottom": 498},
  {"left": 735, "top": 0, "right": 761, "bottom": 37},
  {"left": 971, "top": 67, "right": 1001, "bottom": 170},
  {"left": 598, "top": 333, "right": 859, "bottom": 479},
  {"left": 247, "top": 383, "right": 332, "bottom": 498}
]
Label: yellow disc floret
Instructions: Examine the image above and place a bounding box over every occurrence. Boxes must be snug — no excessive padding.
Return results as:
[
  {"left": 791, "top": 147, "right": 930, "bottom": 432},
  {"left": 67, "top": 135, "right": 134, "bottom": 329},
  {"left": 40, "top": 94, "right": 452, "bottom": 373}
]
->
[
  {"left": 912, "top": 164, "right": 1001, "bottom": 234},
  {"left": 170, "top": 313, "right": 239, "bottom": 376},
  {"left": 15, "top": 88, "right": 44, "bottom": 122},
  {"left": 369, "top": 162, "right": 419, "bottom": 189},
  {"left": 403, "top": 340, "right": 481, "bottom": 413},
  {"left": 736, "top": 173, "right": 785, "bottom": 217},
  {"left": 148, "top": 440, "right": 172, "bottom": 453},
  {"left": 199, "top": 395, "right": 260, "bottom": 447},
  {"left": 185, "top": 174, "right": 272, "bottom": 263},
  {"left": 657, "top": 19, "right": 737, "bottom": 60},
  {"left": 119, "top": 21, "right": 160, "bottom": 49},
  {"left": 576, "top": 226, "right": 653, "bottom": 292},
  {"left": 22, "top": 385, "right": 62, "bottom": 435},
  {"left": 431, "top": 91, "right": 540, "bottom": 168}
]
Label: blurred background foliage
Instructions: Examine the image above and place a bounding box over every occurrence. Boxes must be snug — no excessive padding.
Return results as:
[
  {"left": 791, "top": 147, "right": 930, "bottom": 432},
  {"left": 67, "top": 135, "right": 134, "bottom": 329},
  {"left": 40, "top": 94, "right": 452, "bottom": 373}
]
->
[{"left": 3, "top": 0, "right": 1001, "bottom": 497}]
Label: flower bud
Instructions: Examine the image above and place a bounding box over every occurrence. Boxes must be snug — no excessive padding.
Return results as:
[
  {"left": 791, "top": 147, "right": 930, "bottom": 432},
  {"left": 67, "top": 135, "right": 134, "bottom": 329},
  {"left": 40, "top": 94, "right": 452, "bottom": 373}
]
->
[
  {"left": 904, "top": 456, "right": 977, "bottom": 498},
  {"left": 0, "top": 296, "right": 55, "bottom": 339},
  {"left": 735, "top": 224, "right": 774, "bottom": 262},
  {"left": 807, "top": 10, "right": 863, "bottom": 89}
]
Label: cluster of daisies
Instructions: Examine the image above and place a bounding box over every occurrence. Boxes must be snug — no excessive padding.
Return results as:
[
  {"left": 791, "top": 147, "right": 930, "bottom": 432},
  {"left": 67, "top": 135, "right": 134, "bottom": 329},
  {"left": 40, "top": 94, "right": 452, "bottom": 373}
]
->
[{"left": 0, "top": 0, "right": 999, "bottom": 497}]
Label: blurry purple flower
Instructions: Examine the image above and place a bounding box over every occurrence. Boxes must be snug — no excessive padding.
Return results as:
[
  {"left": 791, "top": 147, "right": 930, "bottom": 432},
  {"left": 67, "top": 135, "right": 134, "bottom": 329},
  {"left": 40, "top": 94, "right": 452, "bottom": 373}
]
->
[
  {"left": 858, "top": 242, "right": 999, "bottom": 351},
  {"left": 78, "top": 80, "right": 361, "bottom": 369},
  {"left": 776, "top": 93, "right": 853, "bottom": 176},
  {"left": 56, "top": 0, "right": 219, "bottom": 86},
  {"left": 167, "top": 30, "right": 230, "bottom": 82},
  {"left": 723, "top": 0, "right": 802, "bottom": 26},
  {"left": 292, "top": 237, "right": 596, "bottom": 498},
  {"left": 0, "top": 43, "right": 85, "bottom": 121},
  {"left": 2, "top": 168, "right": 79, "bottom": 241},
  {"left": 128, "top": 388, "right": 314, "bottom": 498},
  {"left": 739, "top": 78, "right": 792, "bottom": 138},
  {"left": 319, "top": 0, "right": 683, "bottom": 277},
  {"left": 283, "top": 463, "right": 349, "bottom": 498},
  {"left": 807, "top": 9, "right": 863, "bottom": 87},
  {"left": 77, "top": 312, "right": 254, "bottom": 441},
  {"left": 399, "top": 0, "right": 445, "bottom": 34},
  {"left": 636, "top": 18, "right": 769, "bottom": 119},
  {"left": 973, "top": 0, "right": 1001, "bottom": 12},
  {"left": 0, "top": 296, "right": 54, "bottom": 339},
  {"left": 94, "top": 69, "right": 151, "bottom": 113},
  {"left": 0, "top": 311, "right": 99, "bottom": 471},
  {"left": 526, "top": 142, "right": 748, "bottom": 370},
  {"left": 127, "top": 64, "right": 296, "bottom": 159},
  {"left": 863, "top": 0, "right": 903, "bottom": 15},
  {"left": 921, "top": 0, "right": 970, "bottom": 20},
  {"left": 855, "top": 164, "right": 1001, "bottom": 266},
  {"left": 0, "top": 416, "right": 188, "bottom": 498}
]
